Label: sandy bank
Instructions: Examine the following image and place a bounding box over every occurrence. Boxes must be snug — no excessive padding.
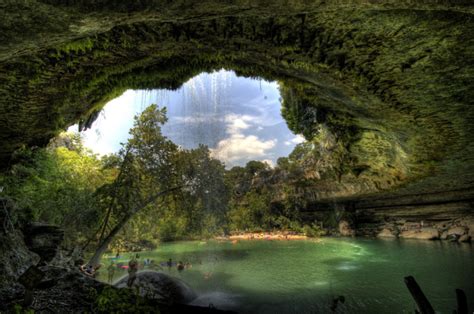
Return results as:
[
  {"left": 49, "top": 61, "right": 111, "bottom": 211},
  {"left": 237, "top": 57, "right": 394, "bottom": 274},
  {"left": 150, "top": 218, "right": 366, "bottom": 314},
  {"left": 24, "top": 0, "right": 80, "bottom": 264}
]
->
[{"left": 216, "top": 232, "right": 310, "bottom": 241}]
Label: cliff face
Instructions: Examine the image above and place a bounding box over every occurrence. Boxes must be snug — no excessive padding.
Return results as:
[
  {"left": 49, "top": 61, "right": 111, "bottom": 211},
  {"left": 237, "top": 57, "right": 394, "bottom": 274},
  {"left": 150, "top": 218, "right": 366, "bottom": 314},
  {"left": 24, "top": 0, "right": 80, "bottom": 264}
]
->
[
  {"left": 351, "top": 189, "right": 474, "bottom": 238},
  {"left": 0, "top": 1, "right": 473, "bottom": 217},
  {"left": 297, "top": 189, "right": 474, "bottom": 241}
]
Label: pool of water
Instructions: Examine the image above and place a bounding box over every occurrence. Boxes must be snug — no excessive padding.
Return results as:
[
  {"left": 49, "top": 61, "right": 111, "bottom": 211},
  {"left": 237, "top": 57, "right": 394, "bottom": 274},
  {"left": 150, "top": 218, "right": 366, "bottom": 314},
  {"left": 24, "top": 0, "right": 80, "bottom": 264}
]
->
[{"left": 99, "top": 238, "right": 473, "bottom": 313}]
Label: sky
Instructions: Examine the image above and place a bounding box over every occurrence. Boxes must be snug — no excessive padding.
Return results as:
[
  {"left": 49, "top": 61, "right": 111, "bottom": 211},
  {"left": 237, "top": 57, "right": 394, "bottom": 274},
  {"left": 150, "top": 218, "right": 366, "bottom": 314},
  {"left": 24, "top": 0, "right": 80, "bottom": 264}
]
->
[{"left": 68, "top": 70, "right": 304, "bottom": 168}]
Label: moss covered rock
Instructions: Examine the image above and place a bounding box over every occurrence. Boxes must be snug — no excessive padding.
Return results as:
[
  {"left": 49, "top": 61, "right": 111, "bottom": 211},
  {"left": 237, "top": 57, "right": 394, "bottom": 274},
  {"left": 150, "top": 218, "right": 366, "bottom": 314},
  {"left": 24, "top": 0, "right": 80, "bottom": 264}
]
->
[{"left": 0, "top": 0, "right": 473, "bottom": 203}]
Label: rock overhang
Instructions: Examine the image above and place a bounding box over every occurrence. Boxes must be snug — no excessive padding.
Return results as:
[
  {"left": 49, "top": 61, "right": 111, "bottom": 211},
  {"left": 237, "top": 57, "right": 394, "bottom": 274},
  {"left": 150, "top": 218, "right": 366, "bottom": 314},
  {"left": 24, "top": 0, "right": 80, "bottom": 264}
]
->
[{"left": 1, "top": 0, "right": 473, "bottom": 201}]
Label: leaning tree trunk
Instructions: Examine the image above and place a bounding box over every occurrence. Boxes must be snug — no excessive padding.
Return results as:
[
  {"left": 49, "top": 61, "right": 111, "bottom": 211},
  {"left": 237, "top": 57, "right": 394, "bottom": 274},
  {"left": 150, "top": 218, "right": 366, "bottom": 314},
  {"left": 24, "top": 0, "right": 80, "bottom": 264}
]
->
[
  {"left": 87, "top": 186, "right": 183, "bottom": 267},
  {"left": 87, "top": 213, "right": 133, "bottom": 267}
]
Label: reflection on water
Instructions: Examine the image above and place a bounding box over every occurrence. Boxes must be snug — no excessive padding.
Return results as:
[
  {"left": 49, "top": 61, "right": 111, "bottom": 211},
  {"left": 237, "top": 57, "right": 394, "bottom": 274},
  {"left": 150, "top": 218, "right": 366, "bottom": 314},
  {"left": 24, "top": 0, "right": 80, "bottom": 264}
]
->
[
  {"left": 191, "top": 291, "right": 242, "bottom": 309},
  {"left": 99, "top": 238, "right": 473, "bottom": 314}
]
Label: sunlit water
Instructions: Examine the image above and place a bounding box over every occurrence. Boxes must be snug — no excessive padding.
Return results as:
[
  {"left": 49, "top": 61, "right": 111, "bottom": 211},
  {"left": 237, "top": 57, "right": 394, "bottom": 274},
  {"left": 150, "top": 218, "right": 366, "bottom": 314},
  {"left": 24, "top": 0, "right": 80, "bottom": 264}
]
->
[{"left": 99, "top": 238, "right": 473, "bottom": 313}]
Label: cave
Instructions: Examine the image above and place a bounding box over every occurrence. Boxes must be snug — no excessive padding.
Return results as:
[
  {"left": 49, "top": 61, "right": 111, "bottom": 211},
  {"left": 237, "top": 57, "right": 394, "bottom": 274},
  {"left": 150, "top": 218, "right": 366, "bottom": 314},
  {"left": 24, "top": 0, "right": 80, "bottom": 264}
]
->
[{"left": 0, "top": 0, "right": 473, "bottom": 313}]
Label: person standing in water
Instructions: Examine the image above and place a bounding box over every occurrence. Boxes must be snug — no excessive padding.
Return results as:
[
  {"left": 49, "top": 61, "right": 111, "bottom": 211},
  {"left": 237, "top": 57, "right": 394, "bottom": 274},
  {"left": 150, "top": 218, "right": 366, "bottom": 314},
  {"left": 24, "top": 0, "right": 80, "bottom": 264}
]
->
[
  {"left": 127, "top": 257, "right": 138, "bottom": 287},
  {"left": 107, "top": 262, "right": 115, "bottom": 283}
]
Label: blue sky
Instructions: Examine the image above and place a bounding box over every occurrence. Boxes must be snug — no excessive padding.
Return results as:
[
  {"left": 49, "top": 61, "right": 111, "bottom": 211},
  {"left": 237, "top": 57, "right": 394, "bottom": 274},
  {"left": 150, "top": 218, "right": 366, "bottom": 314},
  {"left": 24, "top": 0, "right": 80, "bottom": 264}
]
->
[{"left": 69, "top": 70, "right": 304, "bottom": 168}]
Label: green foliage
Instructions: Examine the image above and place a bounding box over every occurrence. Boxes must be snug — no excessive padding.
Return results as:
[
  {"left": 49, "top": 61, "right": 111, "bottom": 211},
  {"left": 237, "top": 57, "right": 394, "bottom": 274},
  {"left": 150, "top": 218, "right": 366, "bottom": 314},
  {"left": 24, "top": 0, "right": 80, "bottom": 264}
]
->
[
  {"left": 1, "top": 103, "right": 330, "bottom": 254},
  {"left": 92, "top": 286, "right": 158, "bottom": 313},
  {"left": 98, "top": 105, "right": 231, "bottom": 248},
  {"left": 302, "top": 223, "right": 324, "bottom": 237},
  {"left": 0, "top": 133, "right": 114, "bottom": 246},
  {"left": 280, "top": 84, "right": 320, "bottom": 140},
  {"left": 12, "top": 304, "right": 34, "bottom": 314},
  {"left": 228, "top": 190, "right": 269, "bottom": 231},
  {"left": 2, "top": 0, "right": 471, "bottom": 205}
]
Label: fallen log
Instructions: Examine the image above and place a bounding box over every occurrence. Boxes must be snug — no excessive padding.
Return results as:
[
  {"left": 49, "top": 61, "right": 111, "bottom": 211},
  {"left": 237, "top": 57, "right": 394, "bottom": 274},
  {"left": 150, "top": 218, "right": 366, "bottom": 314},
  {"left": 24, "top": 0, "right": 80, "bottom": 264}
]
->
[
  {"left": 455, "top": 289, "right": 468, "bottom": 314},
  {"left": 404, "top": 276, "right": 435, "bottom": 314}
]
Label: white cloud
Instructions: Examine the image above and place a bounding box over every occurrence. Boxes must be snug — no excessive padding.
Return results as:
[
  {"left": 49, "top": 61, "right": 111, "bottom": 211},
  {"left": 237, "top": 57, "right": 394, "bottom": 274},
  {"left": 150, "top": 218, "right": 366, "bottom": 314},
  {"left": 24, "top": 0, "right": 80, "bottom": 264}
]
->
[
  {"left": 211, "top": 134, "right": 276, "bottom": 165},
  {"left": 225, "top": 114, "right": 255, "bottom": 135},
  {"left": 210, "top": 113, "right": 277, "bottom": 166},
  {"left": 291, "top": 134, "right": 305, "bottom": 144},
  {"left": 290, "top": 134, "right": 306, "bottom": 144},
  {"left": 261, "top": 159, "right": 275, "bottom": 168},
  {"left": 69, "top": 72, "right": 293, "bottom": 169},
  {"left": 285, "top": 134, "right": 305, "bottom": 146}
]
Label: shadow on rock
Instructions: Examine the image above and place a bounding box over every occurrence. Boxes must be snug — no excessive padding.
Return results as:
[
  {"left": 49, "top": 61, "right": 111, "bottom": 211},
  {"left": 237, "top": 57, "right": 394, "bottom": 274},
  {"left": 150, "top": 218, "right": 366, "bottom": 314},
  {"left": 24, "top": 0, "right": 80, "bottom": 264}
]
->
[{"left": 115, "top": 271, "right": 197, "bottom": 304}]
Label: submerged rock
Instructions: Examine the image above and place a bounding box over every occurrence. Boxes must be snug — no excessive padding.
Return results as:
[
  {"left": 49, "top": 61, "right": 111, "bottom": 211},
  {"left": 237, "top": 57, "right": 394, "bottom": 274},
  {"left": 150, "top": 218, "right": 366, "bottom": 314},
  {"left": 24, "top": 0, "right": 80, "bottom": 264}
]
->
[{"left": 115, "top": 271, "right": 197, "bottom": 304}]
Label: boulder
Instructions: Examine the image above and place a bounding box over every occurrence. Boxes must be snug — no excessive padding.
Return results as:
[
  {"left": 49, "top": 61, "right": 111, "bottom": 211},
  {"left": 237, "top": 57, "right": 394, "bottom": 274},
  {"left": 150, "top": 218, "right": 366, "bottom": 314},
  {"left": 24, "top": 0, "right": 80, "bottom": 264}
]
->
[
  {"left": 115, "top": 271, "right": 197, "bottom": 304},
  {"left": 50, "top": 246, "right": 85, "bottom": 268},
  {"left": 399, "top": 228, "right": 439, "bottom": 240},
  {"left": 0, "top": 229, "right": 40, "bottom": 308},
  {"left": 447, "top": 234, "right": 460, "bottom": 242},
  {"left": 399, "top": 230, "right": 416, "bottom": 239},
  {"left": 377, "top": 228, "right": 396, "bottom": 238},
  {"left": 446, "top": 226, "right": 466, "bottom": 237},
  {"left": 23, "top": 223, "right": 64, "bottom": 263},
  {"left": 338, "top": 220, "right": 355, "bottom": 237},
  {"left": 463, "top": 221, "right": 474, "bottom": 238}
]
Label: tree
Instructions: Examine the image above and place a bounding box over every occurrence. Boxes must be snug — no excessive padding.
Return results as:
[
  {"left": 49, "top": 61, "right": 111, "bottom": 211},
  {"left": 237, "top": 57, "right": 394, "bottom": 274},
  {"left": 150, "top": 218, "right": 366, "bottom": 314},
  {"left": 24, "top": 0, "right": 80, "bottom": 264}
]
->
[
  {"left": 88, "top": 104, "right": 182, "bottom": 266},
  {"left": 179, "top": 145, "right": 229, "bottom": 233},
  {"left": 0, "top": 133, "right": 114, "bottom": 246},
  {"left": 88, "top": 105, "right": 231, "bottom": 264}
]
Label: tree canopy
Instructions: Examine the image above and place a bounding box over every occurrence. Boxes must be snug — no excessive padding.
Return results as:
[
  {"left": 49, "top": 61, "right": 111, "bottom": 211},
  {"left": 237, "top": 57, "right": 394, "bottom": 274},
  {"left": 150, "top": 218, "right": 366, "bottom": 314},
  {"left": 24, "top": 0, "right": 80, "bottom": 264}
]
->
[{"left": 1, "top": 103, "right": 326, "bottom": 257}]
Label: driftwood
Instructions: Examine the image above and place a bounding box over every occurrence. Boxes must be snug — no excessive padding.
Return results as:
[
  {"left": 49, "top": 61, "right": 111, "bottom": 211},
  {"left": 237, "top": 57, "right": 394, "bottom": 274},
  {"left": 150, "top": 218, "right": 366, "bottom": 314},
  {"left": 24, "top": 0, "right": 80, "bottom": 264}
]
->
[
  {"left": 455, "top": 289, "right": 468, "bottom": 314},
  {"left": 405, "top": 276, "right": 470, "bottom": 314},
  {"left": 404, "top": 276, "right": 435, "bottom": 314}
]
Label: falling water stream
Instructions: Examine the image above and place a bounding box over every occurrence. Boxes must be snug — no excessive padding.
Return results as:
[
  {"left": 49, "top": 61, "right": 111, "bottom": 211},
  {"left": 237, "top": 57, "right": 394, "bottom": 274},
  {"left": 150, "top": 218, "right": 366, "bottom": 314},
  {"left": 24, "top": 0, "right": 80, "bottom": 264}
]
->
[{"left": 74, "top": 70, "right": 302, "bottom": 168}]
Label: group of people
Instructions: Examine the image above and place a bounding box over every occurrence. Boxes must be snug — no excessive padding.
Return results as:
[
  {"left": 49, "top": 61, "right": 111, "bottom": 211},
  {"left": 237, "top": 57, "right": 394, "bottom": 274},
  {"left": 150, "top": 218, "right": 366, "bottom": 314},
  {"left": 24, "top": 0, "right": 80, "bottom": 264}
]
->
[
  {"left": 101, "top": 253, "right": 155, "bottom": 284},
  {"left": 81, "top": 252, "right": 198, "bottom": 285},
  {"left": 164, "top": 258, "right": 192, "bottom": 271}
]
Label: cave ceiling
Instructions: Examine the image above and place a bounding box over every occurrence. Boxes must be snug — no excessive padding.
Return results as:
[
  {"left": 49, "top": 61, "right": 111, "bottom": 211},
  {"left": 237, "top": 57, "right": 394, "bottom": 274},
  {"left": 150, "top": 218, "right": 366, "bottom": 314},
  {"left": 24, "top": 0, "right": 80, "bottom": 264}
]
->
[{"left": 1, "top": 0, "right": 473, "bottom": 201}]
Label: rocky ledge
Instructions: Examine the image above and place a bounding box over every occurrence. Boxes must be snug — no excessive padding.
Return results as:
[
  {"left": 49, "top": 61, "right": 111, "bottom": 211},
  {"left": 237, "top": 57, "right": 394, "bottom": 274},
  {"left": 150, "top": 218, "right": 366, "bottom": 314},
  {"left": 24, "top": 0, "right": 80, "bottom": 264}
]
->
[
  {"left": 1, "top": 0, "right": 473, "bottom": 204},
  {"left": 377, "top": 220, "right": 473, "bottom": 242},
  {"left": 0, "top": 220, "right": 233, "bottom": 313}
]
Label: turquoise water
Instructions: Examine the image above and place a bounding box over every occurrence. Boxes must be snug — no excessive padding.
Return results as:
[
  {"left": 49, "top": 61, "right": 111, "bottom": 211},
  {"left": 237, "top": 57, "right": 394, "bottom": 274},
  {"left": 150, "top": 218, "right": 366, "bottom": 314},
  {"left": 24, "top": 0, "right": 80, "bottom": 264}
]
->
[{"left": 100, "top": 238, "right": 473, "bottom": 313}]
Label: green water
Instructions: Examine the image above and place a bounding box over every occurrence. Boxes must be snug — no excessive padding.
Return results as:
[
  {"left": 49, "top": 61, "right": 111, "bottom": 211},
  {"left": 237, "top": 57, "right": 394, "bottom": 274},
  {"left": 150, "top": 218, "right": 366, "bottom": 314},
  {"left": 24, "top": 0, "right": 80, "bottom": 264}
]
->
[{"left": 100, "top": 238, "right": 473, "bottom": 313}]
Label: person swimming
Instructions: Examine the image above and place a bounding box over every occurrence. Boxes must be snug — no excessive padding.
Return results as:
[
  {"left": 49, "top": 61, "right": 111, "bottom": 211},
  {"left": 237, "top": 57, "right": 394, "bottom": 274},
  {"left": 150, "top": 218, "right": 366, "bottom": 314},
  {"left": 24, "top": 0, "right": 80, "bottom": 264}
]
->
[{"left": 177, "top": 261, "right": 185, "bottom": 271}]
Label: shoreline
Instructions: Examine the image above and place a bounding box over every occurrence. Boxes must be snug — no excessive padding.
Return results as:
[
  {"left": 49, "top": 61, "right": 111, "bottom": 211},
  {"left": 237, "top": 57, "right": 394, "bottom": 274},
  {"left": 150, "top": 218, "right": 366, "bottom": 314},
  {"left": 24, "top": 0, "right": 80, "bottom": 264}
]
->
[{"left": 216, "top": 232, "right": 310, "bottom": 241}]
